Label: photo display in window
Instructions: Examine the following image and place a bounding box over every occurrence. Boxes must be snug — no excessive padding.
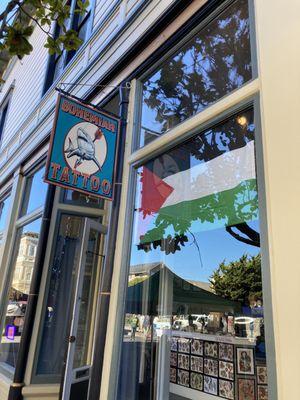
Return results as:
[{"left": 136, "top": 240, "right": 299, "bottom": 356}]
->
[{"left": 117, "top": 108, "right": 269, "bottom": 400}]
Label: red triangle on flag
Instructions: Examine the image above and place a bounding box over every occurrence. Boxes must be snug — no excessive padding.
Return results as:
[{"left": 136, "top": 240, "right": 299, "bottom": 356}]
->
[{"left": 139, "top": 166, "right": 174, "bottom": 217}]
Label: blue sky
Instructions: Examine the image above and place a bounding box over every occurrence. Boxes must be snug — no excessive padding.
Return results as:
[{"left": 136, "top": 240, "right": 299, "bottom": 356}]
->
[
  {"left": 131, "top": 219, "right": 260, "bottom": 283},
  {"left": 0, "top": 1, "right": 8, "bottom": 14}
]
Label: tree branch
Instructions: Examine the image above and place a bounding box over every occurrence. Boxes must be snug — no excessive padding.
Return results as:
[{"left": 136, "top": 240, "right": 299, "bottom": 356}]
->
[
  {"left": 18, "top": 4, "right": 53, "bottom": 37},
  {"left": 226, "top": 223, "right": 260, "bottom": 247}
]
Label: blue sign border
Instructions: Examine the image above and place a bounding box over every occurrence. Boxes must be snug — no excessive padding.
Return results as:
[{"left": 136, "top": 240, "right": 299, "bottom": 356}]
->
[{"left": 44, "top": 94, "right": 120, "bottom": 201}]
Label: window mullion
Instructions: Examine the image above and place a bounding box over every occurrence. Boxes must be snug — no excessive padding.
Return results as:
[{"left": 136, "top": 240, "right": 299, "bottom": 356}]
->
[{"left": 128, "top": 78, "right": 260, "bottom": 167}]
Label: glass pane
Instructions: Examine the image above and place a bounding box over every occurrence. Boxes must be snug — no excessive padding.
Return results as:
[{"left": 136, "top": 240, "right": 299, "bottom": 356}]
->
[
  {"left": 36, "top": 214, "right": 83, "bottom": 378},
  {"left": 62, "top": 189, "right": 105, "bottom": 209},
  {"left": 140, "top": 0, "right": 252, "bottom": 146},
  {"left": 73, "top": 228, "right": 102, "bottom": 369},
  {"left": 117, "top": 109, "right": 270, "bottom": 400},
  {"left": 0, "top": 193, "right": 11, "bottom": 231},
  {"left": 20, "top": 167, "right": 48, "bottom": 216},
  {"left": 0, "top": 218, "right": 42, "bottom": 368}
]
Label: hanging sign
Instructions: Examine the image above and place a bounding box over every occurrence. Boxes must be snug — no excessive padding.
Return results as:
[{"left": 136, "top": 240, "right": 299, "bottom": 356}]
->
[{"left": 45, "top": 94, "right": 120, "bottom": 200}]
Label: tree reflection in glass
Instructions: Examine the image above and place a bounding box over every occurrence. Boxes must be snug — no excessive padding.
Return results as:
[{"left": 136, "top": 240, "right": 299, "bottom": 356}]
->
[
  {"left": 118, "top": 109, "right": 268, "bottom": 400},
  {"left": 141, "top": 0, "right": 252, "bottom": 146}
]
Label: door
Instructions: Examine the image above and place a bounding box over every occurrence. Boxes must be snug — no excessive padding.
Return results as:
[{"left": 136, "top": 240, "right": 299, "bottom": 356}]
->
[{"left": 62, "top": 218, "right": 106, "bottom": 400}]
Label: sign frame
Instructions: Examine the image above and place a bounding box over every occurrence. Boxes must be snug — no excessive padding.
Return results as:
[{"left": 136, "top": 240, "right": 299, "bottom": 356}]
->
[{"left": 44, "top": 93, "right": 120, "bottom": 201}]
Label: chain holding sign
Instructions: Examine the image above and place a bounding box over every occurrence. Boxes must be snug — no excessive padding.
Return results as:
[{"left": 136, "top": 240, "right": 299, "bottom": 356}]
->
[{"left": 45, "top": 94, "right": 120, "bottom": 200}]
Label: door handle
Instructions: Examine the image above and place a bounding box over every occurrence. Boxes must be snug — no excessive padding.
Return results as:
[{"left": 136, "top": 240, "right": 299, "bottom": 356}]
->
[{"left": 68, "top": 335, "right": 76, "bottom": 343}]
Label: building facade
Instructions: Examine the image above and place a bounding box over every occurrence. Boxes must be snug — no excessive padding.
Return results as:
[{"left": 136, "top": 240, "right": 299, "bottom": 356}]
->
[{"left": 0, "top": 0, "right": 299, "bottom": 399}]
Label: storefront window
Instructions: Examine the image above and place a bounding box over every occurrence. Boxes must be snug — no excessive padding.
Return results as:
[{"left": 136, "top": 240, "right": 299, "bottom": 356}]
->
[
  {"left": 117, "top": 109, "right": 269, "bottom": 400},
  {"left": 20, "top": 166, "right": 48, "bottom": 216},
  {"left": 0, "top": 218, "right": 42, "bottom": 368},
  {"left": 0, "top": 163, "right": 47, "bottom": 371},
  {"left": 140, "top": 0, "right": 252, "bottom": 146},
  {"left": 0, "top": 193, "right": 11, "bottom": 252}
]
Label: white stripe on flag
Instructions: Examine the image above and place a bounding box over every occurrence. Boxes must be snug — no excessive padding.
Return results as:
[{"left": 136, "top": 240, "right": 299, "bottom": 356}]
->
[{"left": 162, "top": 141, "right": 256, "bottom": 208}]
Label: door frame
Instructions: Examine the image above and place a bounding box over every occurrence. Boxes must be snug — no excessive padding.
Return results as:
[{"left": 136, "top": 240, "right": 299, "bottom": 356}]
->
[{"left": 62, "top": 217, "right": 107, "bottom": 400}]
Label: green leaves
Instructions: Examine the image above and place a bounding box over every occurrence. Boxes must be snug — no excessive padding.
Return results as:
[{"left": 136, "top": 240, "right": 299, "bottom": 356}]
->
[
  {"left": 210, "top": 254, "right": 262, "bottom": 305},
  {"left": 44, "top": 36, "right": 62, "bottom": 55},
  {"left": 0, "top": 0, "right": 88, "bottom": 60},
  {"left": 6, "top": 23, "right": 34, "bottom": 57},
  {"left": 59, "top": 29, "right": 82, "bottom": 51}
]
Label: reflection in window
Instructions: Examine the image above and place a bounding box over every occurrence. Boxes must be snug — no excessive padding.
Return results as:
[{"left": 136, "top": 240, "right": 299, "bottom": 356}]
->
[
  {"left": 140, "top": 0, "right": 252, "bottom": 146},
  {"left": 0, "top": 218, "right": 42, "bottom": 368},
  {"left": 20, "top": 166, "right": 48, "bottom": 216},
  {"left": 117, "top": 109, "right": 269, "bottom": 400},
  {"left": 62, "top": 189, "right": 105, "bottom": 208},
  {"left": 0, "top": 193, "right": 11, "bottom": 232},
  {"left": 36, "top": 215, "right": 83, "bottom": 378}
]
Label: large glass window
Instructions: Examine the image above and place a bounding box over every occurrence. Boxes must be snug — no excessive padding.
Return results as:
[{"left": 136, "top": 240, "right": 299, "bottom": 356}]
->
[
  {"left": 0, "top": 164, "right": 47, "bottom": 371},
  {"left": 140, "top": 0, "right": 252, "bottom": 146},
  {"left": 0, "top": 219, "right": 42, "bottom": 369},
  {"left": 117, "top": 108, "right": 269, "bottom": 400},
  {"left": 20, "top": 166, "right": 48, "bottom": 216}
]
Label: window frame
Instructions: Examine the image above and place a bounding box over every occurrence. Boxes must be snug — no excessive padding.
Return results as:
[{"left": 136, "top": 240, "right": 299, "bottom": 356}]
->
[
  {"left": 135, "top": 0, "right": 258, "bottom": 150},
  {"left": 0, "top": 160, "right": 47, "bottom": 376},
  {"left": 43, "top": 0, "right": 95, "bottom": 94},
  {"left": 97, "top": 1, "right": 276, "bottom": 399},
  {"left": 29, "top": 185, "right": 109, "bottom": 384},
  {"left": 0, "top": 85, "right": 14, "bottom": 147}
]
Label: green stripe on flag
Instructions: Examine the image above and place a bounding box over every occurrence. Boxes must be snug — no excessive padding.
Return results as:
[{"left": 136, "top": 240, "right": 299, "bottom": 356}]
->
[{"left": 140, "top": 178, "right": 258, "bottom": 244}]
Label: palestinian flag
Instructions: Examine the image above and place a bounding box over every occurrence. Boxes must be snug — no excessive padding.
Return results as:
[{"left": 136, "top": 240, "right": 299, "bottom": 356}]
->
[{"left": 135, "top": 118, "right": 258, "bottom": 245}]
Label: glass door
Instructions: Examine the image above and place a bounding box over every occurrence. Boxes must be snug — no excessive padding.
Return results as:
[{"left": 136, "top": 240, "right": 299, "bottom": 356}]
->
[{"left": 62, "top": 218, "right": 106, "bottom": 400}]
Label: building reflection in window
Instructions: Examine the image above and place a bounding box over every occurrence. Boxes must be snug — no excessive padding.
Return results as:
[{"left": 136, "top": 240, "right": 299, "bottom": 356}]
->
[
  {"left": 117, "top": 109, "right": 269, "bottom": 400},
  {"left": 0, "top": 218, "right": 42, "bottom": 368}
]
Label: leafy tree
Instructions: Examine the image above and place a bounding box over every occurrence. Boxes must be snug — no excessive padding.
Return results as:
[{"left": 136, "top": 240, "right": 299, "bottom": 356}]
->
[
  {"left": 0, "top": 0, "right": 89, "bottom": 60},
  {"left": 210, "top": 254, "right": 262, "bottom": 305}
]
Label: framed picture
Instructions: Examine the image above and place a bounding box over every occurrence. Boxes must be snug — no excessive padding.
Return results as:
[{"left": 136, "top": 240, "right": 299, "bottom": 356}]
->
[
  {"left": 204, "top": 358, "right": 218, "bottom": 377},
  {"left": 257, "top": 366, "right": 268, "bottom": 384},
  {"left": 236, "top": 348, "right": 255, "bottom": 375},
  {"left": 170, "top": 337, "right": 178, "bottom": 352},
  {"left": 219, "top": 343, "right": 234, "bottom": 361},
  {"left": 219, "top": 361, "right": 234, "bottom": 381},
  {"left": 238, "top": 378, "right": 255, "bottom": 400},
  {"left": 219, "top": 379, "right": 234, "bottom": 400},
  {"left": 190, "top": 355, "right": 203, "bottom": 373},
  {"left": 178, "top": 338, "right": 190, "bottom": 354},
  {"left": 191, "top": 339, "right": 203, "bottom": 355},
  {"left": 177, "top": 369, "right": 189, "bottom": 387},
  {"left": 178, "top": 353, "right": 189, "bottom": 370},
  {"left": 204, "top": 375, "right": 218, "bottom": 395},
  {"left": 170, "top": 352, "right": 177, "bottom": 367},
  {"left": 257, "top": 385, "right": 268, "bottom": 400},
  {"left": 170, "top": 367, "right": 177, "bottom": 383},
  {"left": 204, "top": 341, "right": 218, "bottom": 358},
  {"left": 190, "top": 372, "right": 203, "bottom": 391}
]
